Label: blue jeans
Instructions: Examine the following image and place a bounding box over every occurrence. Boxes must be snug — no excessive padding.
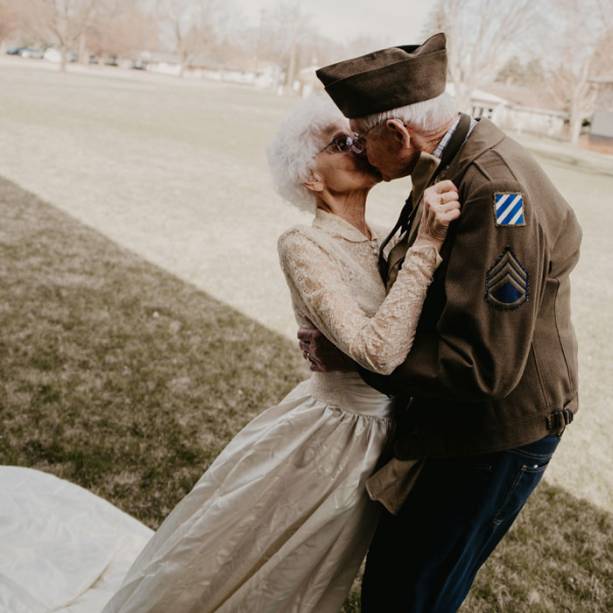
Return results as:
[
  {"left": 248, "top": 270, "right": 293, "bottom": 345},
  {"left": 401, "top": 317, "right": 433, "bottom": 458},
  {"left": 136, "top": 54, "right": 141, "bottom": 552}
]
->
[{"left": 361, "top": 434, "right": 561, "bottom": 612}]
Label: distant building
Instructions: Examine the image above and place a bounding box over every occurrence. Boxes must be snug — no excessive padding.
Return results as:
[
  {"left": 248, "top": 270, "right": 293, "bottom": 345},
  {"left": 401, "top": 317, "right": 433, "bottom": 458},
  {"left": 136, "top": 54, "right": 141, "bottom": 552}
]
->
[
  {"left": 467, "top": 88, "right": 508, "bottom": 122},
  {"left": 499, "top": 105, "right": 568, "bottom": 139},
  {"left": 297, "top": 65, "right": 321, "bottom": 96},
  {"left": 192, "top": 59, "right": 281, "bottom": 88},
  {"left": 142, "top": 51, "right": 182, "bottom": 76},
  {"left": 588, "top": 77, "right": 613, "bottom": 153},
  {"left": 446, "top": 82, "right": 569, "bottom": 140},
  {"left": 196, "top": 66, "right": 278, "bottom": 88}
]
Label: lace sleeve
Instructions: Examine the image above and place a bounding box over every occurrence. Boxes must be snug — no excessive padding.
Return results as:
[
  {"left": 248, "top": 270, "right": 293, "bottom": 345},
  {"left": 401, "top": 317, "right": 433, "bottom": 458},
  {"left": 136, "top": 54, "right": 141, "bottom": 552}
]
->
[{"left": 278, "top": 228, "right": 442, "bottom": 375}]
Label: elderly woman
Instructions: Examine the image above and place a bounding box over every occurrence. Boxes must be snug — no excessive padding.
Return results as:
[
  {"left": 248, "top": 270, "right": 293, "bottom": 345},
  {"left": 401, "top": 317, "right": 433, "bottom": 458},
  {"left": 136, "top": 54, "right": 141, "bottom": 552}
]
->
[{"left": 102, "top": 96, "right": 460, "bottom": 613}]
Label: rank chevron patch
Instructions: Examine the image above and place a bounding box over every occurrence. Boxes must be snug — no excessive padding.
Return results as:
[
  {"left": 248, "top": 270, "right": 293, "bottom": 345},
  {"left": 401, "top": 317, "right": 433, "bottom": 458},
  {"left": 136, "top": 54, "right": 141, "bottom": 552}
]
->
[
  {"left": 493, "top": 192, "right": 526, "bottom": 226},
  {"left": 485, "top": 247, "right": 528, "bottom": 309}
]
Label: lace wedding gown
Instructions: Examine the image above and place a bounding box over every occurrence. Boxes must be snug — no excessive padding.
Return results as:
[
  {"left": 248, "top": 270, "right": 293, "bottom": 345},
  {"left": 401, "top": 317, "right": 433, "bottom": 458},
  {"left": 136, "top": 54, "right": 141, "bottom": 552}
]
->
[{"left": 99, "top": 209, "right": 441, "bottom": 613}]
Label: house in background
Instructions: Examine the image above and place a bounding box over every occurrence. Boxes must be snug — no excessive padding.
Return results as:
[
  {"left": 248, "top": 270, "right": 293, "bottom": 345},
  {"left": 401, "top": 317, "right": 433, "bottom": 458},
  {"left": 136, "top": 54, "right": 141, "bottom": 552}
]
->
[
  {"left": 142, "top": 51, "right": 181, "bottom": 76},
  {"left": 297, "top": 65, "right": 320, "bottom": 96},
  {"left": 446, "top": 83, "right": 508, "bottom": 122},
  {"left": 587, "top": 76, "right": 613, "bottom": 154},
  {"left": 466, "top": 88, "right": 508, "bottom": 122},
  {"left": 500, "top": 105, "right": 568, "bottom": 139},
  {"left": 479, "top": 83, "right": 568, "bottom": 140},
  {"left": 446, "top": 82, "right": 569, "bottom": 140}
]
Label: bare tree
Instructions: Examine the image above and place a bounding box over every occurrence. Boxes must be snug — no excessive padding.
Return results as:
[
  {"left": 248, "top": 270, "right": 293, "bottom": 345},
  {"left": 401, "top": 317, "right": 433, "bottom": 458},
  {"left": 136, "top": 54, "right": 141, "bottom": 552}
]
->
[
  {"left": 255, "top": 1, "right": 314, "bottom": 91},
  {"left": 545, "top": 0, "right": 613, "bottom": 143},
  {"left": 595, "top": 0, "right": 613, "bottom": 29},
  {"left": 548, "top": 55, "right": 598, "bottom": 145},
  {"left": 496, "top": 57, "right": 547, "bottom": 90},
  {"left": 18, "top": 0, "right": 99, "bottom": 71},
  {"left": 425, "top": 0, "right": 536, "bottom": 112},
  {"left": 0, "top": 0, "right": 20, "bottom": 47},
  {"left": 157, "top": 0, "right": 222, "bottom": 77},
  {"left": 87, "top": 0, "right": 159, "bottom": 62}
]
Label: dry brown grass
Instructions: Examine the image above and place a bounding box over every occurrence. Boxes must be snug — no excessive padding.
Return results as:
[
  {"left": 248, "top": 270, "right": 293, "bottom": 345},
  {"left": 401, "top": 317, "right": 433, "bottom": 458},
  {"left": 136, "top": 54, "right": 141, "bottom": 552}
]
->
[
  {"left": 0, "top": 175, "right": 306, "bottom": 526},
  {"left": 1, "top": 177, "right": 611, "bottom": 611}
]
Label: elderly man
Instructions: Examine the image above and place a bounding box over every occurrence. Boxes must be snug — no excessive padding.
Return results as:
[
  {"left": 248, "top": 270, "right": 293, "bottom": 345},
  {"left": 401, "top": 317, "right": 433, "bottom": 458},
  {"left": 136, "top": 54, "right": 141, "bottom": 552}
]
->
[{"left": 300, "top": 33, "right": 582, "bottom": 611}]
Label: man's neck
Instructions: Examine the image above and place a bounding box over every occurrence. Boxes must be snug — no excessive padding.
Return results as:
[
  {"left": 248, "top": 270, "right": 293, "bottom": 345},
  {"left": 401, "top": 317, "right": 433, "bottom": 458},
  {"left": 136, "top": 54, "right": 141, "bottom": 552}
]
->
[{"left": 419, "top": 114, "right": 460, "bottom": 157}]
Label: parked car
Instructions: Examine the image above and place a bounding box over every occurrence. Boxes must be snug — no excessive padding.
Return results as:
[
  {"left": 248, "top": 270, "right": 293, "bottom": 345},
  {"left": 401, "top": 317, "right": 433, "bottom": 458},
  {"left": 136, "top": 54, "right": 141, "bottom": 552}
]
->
[
  {"left": 5, "top": 47, "right": 23, "bottom": 56},
  {"left": 19, "top": 48, "right": 44, "bottom": 59},
  {"left": 43, "top": 48, "right": 62, "bottom": 63},
  {"left": 42, "top": 48, "right": 79, "bottom": 64}
]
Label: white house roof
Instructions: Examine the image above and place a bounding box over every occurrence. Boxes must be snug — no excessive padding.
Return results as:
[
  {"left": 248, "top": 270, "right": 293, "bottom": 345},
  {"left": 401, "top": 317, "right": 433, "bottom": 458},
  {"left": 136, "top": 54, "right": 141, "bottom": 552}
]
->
[{"left": 446, "top": 83, "right": 508, "bottom": 105}]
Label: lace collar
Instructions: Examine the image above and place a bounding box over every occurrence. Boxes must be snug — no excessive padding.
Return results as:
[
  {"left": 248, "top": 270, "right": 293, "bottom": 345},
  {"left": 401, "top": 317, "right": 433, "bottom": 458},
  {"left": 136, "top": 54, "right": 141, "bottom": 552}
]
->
[{"left": 312, "top": 208, "right": 378, "bottom": 243}]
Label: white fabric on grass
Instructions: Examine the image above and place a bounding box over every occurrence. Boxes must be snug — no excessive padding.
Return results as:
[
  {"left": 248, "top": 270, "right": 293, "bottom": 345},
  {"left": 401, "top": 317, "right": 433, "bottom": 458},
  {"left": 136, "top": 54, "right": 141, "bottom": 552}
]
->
[{"left": 0, "top": 466, "right": 152, "bottom": 613}]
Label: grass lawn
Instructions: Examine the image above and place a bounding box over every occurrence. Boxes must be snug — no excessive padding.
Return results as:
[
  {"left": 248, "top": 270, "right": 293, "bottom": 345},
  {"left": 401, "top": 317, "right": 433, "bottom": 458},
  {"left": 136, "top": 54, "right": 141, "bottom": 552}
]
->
[{"left": 1, "top": 176, "right": 611, "bottom": 612}]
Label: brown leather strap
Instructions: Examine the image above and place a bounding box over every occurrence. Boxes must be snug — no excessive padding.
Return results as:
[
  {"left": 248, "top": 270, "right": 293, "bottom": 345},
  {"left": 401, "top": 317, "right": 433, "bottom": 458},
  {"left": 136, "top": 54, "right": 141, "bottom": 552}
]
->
[{"left": 378, "top": 113, "right": 472, "bottom": 283}]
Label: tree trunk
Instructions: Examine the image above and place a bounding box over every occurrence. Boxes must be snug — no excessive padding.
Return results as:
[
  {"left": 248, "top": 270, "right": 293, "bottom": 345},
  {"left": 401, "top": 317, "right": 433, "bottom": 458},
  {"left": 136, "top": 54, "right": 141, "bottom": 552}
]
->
[
  {"left": 569, "top": 113, "right": 582, "bottom": 145},
  {"left": 569, "top": 98, "right": 583, "bottom": 145},
  {"left": 285, "top": 41, "right": 297, "bottom": 93},
  {"left": 78, "top": 32, "right": 87, "bottom": 64},
  {"left": 179, "top": 49, "right": 187, "bottom": 78}
]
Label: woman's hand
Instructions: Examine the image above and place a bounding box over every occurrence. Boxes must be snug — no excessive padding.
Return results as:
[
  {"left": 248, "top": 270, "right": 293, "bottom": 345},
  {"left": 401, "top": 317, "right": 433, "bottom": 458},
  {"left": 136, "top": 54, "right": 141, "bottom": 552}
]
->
[{"left": 415, "top": 180, "right": 461, "bottom": 249}]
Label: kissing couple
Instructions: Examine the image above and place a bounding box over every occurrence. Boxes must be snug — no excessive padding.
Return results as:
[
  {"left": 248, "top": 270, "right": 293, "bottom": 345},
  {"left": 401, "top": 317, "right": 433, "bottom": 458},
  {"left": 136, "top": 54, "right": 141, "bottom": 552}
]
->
[{"left": 103, "top": 33, "right": 581, "bottom": 612}]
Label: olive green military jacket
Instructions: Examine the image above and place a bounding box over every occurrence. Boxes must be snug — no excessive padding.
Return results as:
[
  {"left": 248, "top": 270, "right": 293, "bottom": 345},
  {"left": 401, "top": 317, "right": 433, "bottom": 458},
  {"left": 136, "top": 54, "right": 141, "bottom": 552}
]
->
[{"left": 360, "top": 119, "right": 583, "bottom": 458}]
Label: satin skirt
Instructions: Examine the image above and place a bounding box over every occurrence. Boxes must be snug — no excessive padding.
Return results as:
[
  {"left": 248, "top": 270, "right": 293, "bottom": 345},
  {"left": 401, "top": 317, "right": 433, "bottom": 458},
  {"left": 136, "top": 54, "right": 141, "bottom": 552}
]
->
[{"left": 102, "top": 376, "right": 393, "bottom": 613}]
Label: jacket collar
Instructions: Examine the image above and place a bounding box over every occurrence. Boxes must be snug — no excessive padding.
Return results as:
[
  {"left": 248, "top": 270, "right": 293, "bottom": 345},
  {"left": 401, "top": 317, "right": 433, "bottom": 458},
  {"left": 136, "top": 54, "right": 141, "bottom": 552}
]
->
[
  {"left": 440, "top": 118, "right": 506, "bottom": 183},
  {"left": 412, "top": 151, "right": 440, "bottom": 199},
  {"left": 312, "top": 208, "right": 378, "bottom": 242}
]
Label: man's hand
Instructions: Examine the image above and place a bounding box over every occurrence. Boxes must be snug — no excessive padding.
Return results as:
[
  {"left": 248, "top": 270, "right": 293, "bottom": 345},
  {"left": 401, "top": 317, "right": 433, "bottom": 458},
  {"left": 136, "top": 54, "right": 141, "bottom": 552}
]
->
[{"left": 297, "top": 326, "right": 356, "bottom": 372}]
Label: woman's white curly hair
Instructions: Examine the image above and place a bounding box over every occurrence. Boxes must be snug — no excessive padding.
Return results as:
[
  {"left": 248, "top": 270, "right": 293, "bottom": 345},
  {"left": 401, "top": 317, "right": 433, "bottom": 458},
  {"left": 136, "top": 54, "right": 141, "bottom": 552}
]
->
[{"left": 267, "top": 94, "right": 346, "bottom": 213}]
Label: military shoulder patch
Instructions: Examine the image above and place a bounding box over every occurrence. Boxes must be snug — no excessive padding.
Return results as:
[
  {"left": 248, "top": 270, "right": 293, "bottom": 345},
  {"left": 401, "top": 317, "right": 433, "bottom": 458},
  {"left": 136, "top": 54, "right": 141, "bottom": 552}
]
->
[
  {"left": 493, "top": 192, "right": 526, "bottom": 226},
  {"left": 485, "top": 247, "right": 528, "bottom": 309}
]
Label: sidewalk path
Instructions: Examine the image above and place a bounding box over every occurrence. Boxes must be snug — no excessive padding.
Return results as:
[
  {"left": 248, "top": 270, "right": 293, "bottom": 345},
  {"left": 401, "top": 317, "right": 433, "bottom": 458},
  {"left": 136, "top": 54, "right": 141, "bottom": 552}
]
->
[{"left": 512, "top": 131, "right": 613, "bottom": 177}]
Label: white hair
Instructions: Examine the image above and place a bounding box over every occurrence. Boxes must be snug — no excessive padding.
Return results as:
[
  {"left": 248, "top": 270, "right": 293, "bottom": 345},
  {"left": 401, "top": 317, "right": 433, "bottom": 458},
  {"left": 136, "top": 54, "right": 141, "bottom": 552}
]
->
[
  {"left": 353, "top": 92, "right": 458, "bottom": 134},
  {"left": 267, "top": 94, "right": 345, "bottom": 213}
]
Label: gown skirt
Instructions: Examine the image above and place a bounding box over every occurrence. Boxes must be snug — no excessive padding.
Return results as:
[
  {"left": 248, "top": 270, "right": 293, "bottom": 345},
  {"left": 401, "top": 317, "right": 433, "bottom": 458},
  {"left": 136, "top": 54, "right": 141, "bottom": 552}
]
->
[
  {"left": 0, "top": 466, "right": 152, "bottom": 613},
  {"left": 102, "top": 373, "right": 393, "bottom": 613}
]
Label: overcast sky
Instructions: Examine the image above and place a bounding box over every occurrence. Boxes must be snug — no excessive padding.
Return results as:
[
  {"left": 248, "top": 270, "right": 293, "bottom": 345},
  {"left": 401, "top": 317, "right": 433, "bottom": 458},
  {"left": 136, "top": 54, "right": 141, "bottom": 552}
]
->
[{"left": 236, "top": 0, "right": 433, "bottom": 46}]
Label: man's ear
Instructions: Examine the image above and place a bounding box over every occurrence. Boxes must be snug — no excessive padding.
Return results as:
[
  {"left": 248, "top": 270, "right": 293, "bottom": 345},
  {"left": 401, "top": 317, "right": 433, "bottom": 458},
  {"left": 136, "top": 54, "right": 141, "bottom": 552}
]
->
[
  {"left": 385, "top": 118, "right": 411, "bottom": 148},
  {"left": 304, "top": 172, "right": 324, "bottom": 193}
]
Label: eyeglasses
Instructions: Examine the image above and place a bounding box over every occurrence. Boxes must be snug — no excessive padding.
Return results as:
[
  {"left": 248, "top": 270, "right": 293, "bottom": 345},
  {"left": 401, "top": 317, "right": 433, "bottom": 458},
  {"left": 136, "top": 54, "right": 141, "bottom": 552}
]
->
[{"left": 320, "top": 132, "right": 365, "bottom": 155}]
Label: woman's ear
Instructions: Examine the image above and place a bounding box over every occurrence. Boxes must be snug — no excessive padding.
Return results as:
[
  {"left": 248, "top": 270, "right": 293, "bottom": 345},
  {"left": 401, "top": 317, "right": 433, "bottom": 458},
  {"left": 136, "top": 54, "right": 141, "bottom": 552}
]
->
[
  {"left": 304, "top": 172, "right": 324, "bottom": 193},
  {"left": 385, "top": 118, "right": 411, "bottom": 149}
]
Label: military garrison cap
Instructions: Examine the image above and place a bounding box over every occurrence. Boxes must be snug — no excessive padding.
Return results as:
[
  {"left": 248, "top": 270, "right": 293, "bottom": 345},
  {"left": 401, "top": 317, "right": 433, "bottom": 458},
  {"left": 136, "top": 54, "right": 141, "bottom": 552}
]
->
[{"left": 316, "top": 33, "right": 448, "bottom": 119}]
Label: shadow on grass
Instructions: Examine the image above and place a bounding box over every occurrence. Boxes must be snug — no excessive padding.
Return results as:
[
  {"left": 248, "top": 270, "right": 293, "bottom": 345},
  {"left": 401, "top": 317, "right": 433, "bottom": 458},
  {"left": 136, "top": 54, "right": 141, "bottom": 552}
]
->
[{"left": 0, "top": 176, "right": 610, "bottom": 612}]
